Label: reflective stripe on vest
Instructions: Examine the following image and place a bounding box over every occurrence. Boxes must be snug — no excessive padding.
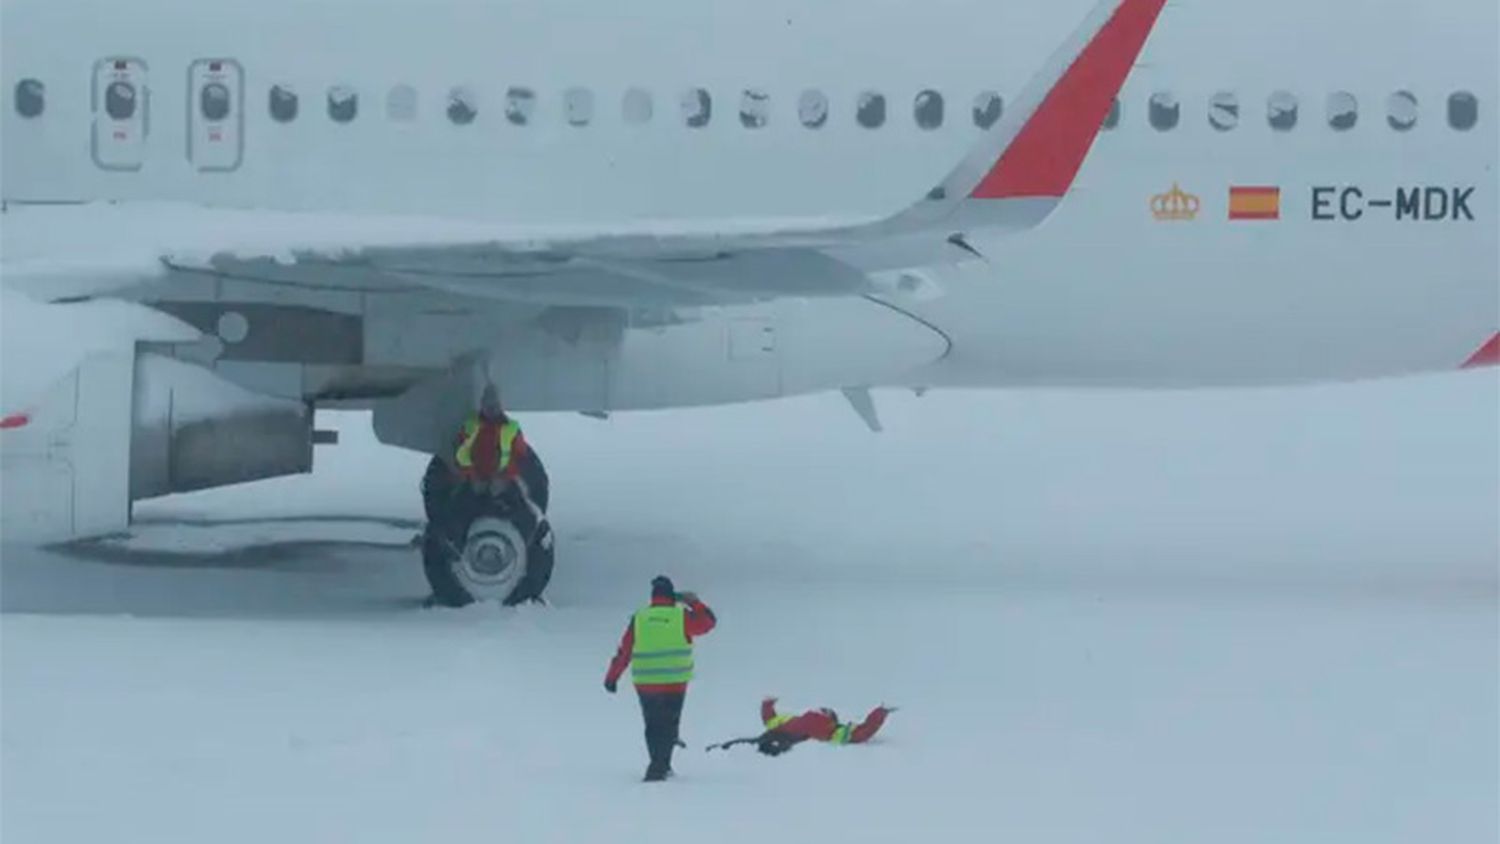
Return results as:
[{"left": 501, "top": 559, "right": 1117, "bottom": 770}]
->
[
  {"left": 455, "top": 417, "right": 519, "bottom": 473},
  {"left": 765, "top": 713, "right": 793, "bottom": 730},
  {"left": 631, "top": 605, "right": 694, "bottom": 685},
  {"left": 829, "top": 724, "right": 853, "bottom": 745}
]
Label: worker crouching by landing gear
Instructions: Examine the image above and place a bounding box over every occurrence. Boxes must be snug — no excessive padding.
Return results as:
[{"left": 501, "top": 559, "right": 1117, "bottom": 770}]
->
[{"left": 419, "top": 385, "right": 555, "bottom": 607}]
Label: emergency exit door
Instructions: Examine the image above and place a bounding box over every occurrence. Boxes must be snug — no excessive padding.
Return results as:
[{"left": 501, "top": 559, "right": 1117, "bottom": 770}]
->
[
  {"left": 92, "top": 57, "right": 149, "bottom": 171},
  {"left": 187, "top": 59, "right": 244, "bottom": 171}
]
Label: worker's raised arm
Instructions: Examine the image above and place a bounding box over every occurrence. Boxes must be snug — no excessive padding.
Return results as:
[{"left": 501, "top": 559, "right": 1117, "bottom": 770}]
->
[
  {"left": 849, "top": 706, "right": 894, "bottom": 744},
  {"left": 761, "top": 697, "right": 780, "bottom": 726},
  {"left": 679, "top": 593, "right": 716, "bottom": 638}
]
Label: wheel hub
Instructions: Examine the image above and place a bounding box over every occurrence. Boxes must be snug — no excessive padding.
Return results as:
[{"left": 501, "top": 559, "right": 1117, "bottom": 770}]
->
[{"left": 454, "top": 517, "right": 529, "bottom": 601}]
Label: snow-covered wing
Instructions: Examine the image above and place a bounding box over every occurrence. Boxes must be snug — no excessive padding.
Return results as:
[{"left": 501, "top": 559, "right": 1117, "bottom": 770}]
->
[{"left": 0, "top": 0, "right": 1166, "bottom": 303}]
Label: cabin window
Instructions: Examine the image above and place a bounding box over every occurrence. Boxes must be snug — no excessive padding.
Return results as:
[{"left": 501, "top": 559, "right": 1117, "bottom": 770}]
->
[
  {"left": 1326, "top": 91, "right": 1357, "bottom": 131},
  {"left": 447, "top": 87, "right": 477, "bottom": 125},
  {"left": 798, "top": 89, "right": 829, "bottom": 128},
  {"left": 972, "top": 91, "right": 1002, "bottom": 129},
  {"left": 327, "top": 86, "right": 358, "bottom": 123},
  {"left": 386, "top": 85, "right": 417, "bottom": 122},
  {"left": 1267, "top": 91, "right": 1298, "bottom": 131},
  {"left": 856, "top": 91, "right": 886, "bottom": 129},
  {"left": 105, "top": 80, "right": 138, "bottom": 120},
  {"left": 1387, "top": 90, "right": 1417, "bottom": 131},
  {"left": 1448, "top": 91, "right": 1478, "bottom": 131},
  {"left": 505, "top": 87, "right": 535, "bottom": 125},
  {"left": 680, "top": 87, "right": 711, "bottom": 128},
  {"left": 1101, "top": 97, "right": 1121, "bottom": 130},
  {"left": 623, "top": 88, "right": 653, "bottom": 125},
  {"left": 914, "top": 90, "right": 944, "bottom": 130},
  {"left": 740, "top": 89, "right": 769, "bottom": 128},
  {"left": 564, "top": 87, "right": 594, "bottom": 126},
  {"left": 1148, "top": 91, "right": 1179, "bottom": 130},
  {"left": 268, "top": 85, "right": 298, "bottom": 122},
  {"left": 14, "top": 78, "right": 45, "bottom": 118},
  {"left": 1208, "top": 91, "right": 1238, "bottom": 131},
  {"left": 200, "top": 82, "right": 231, "bottom": 122}
]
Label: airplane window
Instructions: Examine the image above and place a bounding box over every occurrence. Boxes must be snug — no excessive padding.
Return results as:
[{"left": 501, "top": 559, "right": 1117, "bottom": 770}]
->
[
  {"left": 1326, "top": 91, "right": 1357, "bottom": 131},
  {"left": 1386, "top": 90, "right": 1417, "bottom": 131},
  {"left": 1098, "top": 97, "right": 1121, "bottom": 131},
  {"left": 201, "top": 82, "right": 231, "bottom": 122},
  {"left": 1448, "top": 91, "right": 1478, "bottom": 131},
  {"left": 105, "top": 80, "right": 137, "bottom": 121},
  {"left": 798, "top": 89, "right": 829, "bottom": 128},
  {"left": 973, "top": 91, "right": 1003, "bottom": 129},
  {"left": 740, "top": 89, "right": 769, "bottom": 129},
  {"left": 1148, "top": 91, "right": 1179, "bottom": 130},
  {"left": 14, "top": 78, "right": 45, "bottom": 118},
  {"left": 269, "top": 85, "right": 298, "bottom": 122},
  {"left": 447, "top": 87, "right": 477, "bottom": 125},
  {"left": 856, "top": 91, "right": 886, "bottom": 129},
  {"left": 1267, "top": 90, "right": 1298, "bottom": 131},
  {"left": 386, "top": 85, "right": 417, "bottom": 122},
  {"left": 327, "top": 85, "right": 358, "bottom": 123},
  {"left": 680, "top": 87, "right": 712, "bottom": 128},
  {"left": 623, "top": 88, "right": 654, "bottom": 125},
  {"left": 914, "top": 90, "right": 944, "bottom": 130},
  {"left": 1209, "top": 91, "right": 1239, "bottom": 131},
  {"left": 564, "top": 87, "right": 594, "bottom": 126},
  {"left": 505, "top": 87, "right": 535, "bottom": 125}
]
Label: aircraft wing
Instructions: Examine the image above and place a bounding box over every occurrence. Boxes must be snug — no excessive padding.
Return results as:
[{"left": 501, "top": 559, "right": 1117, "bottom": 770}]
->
[{"left": 1, "top": 0, "right": 1167, "bottom": 307}]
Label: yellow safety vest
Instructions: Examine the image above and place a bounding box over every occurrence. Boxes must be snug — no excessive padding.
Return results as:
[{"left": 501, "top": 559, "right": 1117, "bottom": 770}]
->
[
  {"left": 630, "top": 605, "right": 694, "bottom": 685},
  {"left": 829, "top": 723, "right": 853, "bottom": 745},
  {"left": 455, "top": 416, "right": 520, "bottom": 474},
  {"left": 763, "top": 711, "right": 851, "bottom": 744}
]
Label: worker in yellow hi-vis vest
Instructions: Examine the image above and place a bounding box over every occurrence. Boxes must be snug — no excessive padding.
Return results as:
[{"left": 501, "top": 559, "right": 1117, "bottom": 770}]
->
[
  {"left": 604, "top": 575, "right": 716, "bottom": 782},
  {"left": 452, "top": 385, "right": 528, "bottom": 491},
  {"left": 706, "top": 697, "right": 896, "bottom": 756}
]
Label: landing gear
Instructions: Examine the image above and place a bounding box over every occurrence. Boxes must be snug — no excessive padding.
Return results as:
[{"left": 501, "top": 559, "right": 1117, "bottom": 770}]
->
[
  {"left": 422, "top": 513, "right": 555, "bottom": 607},
  {"left": 419, "top": 452, "right": 554, "bottom": 607}
]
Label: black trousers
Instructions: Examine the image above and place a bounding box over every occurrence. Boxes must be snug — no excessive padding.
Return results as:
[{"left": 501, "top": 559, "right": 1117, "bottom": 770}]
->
[{"left": 637, "top": 690, "right": 686, "bottom": 775}]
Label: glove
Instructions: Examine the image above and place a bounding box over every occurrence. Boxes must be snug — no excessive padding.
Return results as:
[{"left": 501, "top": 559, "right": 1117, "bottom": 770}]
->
[
  {"left": 676, "top": 591, "right": 699, "bottom": 604},
  {"left": 604, "top": 678, "right": 618, "bottom": 694}
]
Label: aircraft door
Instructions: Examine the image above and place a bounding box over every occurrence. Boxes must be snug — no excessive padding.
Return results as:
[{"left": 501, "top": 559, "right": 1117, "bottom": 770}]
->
[
  {"left": 92, "top": 57, "right": 149, "bottom": 171},
  {"left": 187, "top": 59, "right": 244, "bottom": 171}
]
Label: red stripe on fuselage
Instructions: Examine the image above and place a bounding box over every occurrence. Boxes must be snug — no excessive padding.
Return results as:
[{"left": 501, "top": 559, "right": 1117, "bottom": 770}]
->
[
  {"left": 0, "top": 413, "right": 31, "bottom": 430},
  {"left": 970, "top": 0, "right": 1168, "bottom": 200}
]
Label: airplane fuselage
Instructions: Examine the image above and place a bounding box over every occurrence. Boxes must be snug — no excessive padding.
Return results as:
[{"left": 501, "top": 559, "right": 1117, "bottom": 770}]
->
[{"left": 2, "top": 0, "right": 1496, "bottom": 393}]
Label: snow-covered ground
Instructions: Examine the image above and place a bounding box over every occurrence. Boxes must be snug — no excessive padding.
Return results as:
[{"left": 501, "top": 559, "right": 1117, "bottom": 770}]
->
[{"left": 2, "top": 374, "right": 1497, "bottom": 843}]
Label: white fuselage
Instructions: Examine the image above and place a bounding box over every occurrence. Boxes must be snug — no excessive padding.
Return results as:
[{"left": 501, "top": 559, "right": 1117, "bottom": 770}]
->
[{"left": 2, "top": 0, "right": 1496, "bottom": 394}]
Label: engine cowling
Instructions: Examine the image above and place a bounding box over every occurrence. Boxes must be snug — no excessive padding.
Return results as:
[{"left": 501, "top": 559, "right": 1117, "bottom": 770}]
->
[{"left": 1, "top": 350, "right": 311, "bottom": 543}]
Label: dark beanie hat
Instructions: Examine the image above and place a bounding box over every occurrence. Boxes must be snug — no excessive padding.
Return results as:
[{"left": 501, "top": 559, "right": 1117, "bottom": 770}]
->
[{"left": 651, "top": 575, "right": 675, "bottom": 598}]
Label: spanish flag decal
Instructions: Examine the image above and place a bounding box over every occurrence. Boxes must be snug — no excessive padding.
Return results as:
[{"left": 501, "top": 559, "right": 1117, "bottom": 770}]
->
[{"left": 1228, "top": 186, "right": 1281, "bottom": 220}]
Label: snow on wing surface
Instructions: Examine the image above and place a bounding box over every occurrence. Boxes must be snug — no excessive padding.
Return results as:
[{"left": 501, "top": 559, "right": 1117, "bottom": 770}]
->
[{"left": 0, "top": 0, "right": 1165, "bottom": 302}]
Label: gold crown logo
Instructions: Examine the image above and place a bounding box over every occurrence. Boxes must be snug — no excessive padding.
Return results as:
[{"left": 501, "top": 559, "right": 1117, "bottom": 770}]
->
[{"left": 1151, "top": 183, "right": 1201, "bottom": 221}]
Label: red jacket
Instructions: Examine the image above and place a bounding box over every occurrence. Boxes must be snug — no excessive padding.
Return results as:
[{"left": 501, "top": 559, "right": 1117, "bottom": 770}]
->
[
  {"left": 760, "top": 698, "right": 890, "bottom": 744},
  {"left": 605, "top": 596, "right": 716, "bottom": 693},
  {"left": 454, "top": 416, "right": 529, "bottom": 481}
]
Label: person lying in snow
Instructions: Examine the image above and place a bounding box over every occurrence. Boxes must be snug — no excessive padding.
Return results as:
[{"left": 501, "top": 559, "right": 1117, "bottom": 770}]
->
[{"left": 705, "top": 697, "right": 895, "bottom": 756}]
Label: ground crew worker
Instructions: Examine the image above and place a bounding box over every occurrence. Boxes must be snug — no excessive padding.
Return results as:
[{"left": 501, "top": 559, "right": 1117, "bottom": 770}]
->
[
  {"left": 453, "top": 384, "right": 529, "bottom": 491},
  {"left": 604, "top": 576, "right": 716, "bottom": 781},
  {"left": 706, "top": 697, "right": 895, "bottom": 756}
]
